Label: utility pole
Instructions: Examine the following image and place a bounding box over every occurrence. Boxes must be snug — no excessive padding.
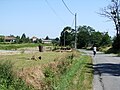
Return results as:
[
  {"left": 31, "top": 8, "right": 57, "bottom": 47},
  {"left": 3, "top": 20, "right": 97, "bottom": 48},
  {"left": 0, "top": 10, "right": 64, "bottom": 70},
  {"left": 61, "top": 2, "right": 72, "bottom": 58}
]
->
[{"left": 75, "top": 13, "right": 77, "bottom": 49}]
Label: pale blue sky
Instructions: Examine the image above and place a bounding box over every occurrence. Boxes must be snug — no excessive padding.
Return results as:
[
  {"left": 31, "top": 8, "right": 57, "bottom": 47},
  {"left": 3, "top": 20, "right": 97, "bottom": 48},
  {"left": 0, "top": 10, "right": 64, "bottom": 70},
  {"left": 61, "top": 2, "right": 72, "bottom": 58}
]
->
[{"left": 0, "top": 0, "right": 115, "bottom": 38}]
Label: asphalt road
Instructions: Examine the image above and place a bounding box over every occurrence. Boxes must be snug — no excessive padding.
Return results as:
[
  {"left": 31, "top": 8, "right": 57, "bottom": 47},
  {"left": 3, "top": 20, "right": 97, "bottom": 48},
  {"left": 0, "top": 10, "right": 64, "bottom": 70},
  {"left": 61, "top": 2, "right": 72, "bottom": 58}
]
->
[{"left": 79, "top": 49, "right": 120, "bottom": 90}]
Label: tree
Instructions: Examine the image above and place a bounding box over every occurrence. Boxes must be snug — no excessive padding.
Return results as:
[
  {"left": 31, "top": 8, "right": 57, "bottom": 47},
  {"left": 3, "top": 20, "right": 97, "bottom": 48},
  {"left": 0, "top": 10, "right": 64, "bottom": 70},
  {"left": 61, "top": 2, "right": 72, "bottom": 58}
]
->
[
  {"left": 21, "top": 33, "right": 26, "bottom": 43},
  {"left": 52, "top": 37, "right": 60, "bottom": 46},
  {"left": 0, "top": 36, "right": 4, "bottom": 42},
  {"left": 100, "top": 32, "right": 112, "bottom": 46},
  {"left": 77, "top": 26, "right": 110, "bottom": 48},
  {"left": 15, "top": 36, "right": 21, "bottom": 43},
  {"left": 77, "top": 26, "right": 90, "bottom": 48},
  {"left": 112, "top": 36, "right": 120, "bottom": 51},
  {"left": 90, "top": 31, "right": 103, "bottom": 47},
  {"left": 45, "top": 36, "right": 49, "bottom": 40},
  {"left": 60, "top": 26, "right": 74, "bottom": 47},
  {"left": 20, "top": 33, "right": 30, "bottom": 43},
  {"left": 100, "top": 0, "right": 120, "bottom": 49}
]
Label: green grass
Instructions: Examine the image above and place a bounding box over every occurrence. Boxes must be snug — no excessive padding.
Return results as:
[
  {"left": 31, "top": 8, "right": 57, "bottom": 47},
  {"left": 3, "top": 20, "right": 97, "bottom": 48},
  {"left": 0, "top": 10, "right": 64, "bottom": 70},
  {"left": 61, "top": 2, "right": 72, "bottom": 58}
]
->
[
  {"left": 42, "top": 51, "right": 93, "bottom": 90},
  {"left": 57, "top": 55, "right": 93, "bottom": 90},
  {"left": 0, "top": 50, "right": 93, "bottom": 90},
  {"left": 0, "top": 43, "right": 40, "bottom": 50},
  {"left": 0, "top": 61, "right": 33, "bottom": 90},
  {"left": 0, "top": 52, "right": 65, "bottom": 70},
  {"left": 0, "top": 51, "right": 70, "bottom": 89},
  {"left": 67, "top": 56, "right": 93, "bottom": 90}
]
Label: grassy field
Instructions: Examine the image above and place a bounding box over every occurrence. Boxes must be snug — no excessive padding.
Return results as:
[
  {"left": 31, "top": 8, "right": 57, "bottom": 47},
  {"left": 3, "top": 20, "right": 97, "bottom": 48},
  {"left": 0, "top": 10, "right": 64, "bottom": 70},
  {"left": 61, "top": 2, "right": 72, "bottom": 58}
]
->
[
  {"left": 0, "top": 51, "right": 65, "bottom": 70},
  {"left": 0, "top": 50, "right": 93, "bottom": 90},
  {"left": 0, "top": 43, "right": 39, "bottom": 50}
]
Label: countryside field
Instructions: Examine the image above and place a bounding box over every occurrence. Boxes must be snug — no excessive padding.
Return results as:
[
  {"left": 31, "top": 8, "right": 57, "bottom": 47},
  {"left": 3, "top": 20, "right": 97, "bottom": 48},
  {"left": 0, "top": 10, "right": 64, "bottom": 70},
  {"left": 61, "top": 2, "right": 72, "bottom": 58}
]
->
[{"left": 0, "top": 45, "right": 93, "bottom": 90}]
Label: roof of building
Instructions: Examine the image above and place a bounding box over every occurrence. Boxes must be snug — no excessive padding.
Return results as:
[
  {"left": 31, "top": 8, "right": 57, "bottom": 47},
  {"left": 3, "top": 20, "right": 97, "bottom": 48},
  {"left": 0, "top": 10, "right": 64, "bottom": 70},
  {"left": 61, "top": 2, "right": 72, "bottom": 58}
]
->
[
  {"left": 31, "top": 36, "right": 38, "bottom": 39},
  {"left": 4, "top": 36, "right": 16, "bottom": 40}
]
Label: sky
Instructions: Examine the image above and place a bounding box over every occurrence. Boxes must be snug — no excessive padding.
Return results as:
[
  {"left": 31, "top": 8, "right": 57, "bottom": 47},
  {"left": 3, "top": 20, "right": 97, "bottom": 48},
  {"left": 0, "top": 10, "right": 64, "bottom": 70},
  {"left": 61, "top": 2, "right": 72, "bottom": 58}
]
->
[{"left": 0, "top": 0, "right": 116, "bottom": 38}]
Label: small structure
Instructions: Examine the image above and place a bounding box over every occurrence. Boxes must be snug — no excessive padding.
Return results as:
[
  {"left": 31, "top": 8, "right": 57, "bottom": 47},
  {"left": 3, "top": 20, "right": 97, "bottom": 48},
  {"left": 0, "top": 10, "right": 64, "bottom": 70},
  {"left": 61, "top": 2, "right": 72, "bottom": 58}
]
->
[
  {"left": 4, "top": 36, "right": 16, "bottom": 42},
  {"left": 31, "top": 36, "right": 38, "bottom": 42},
  {"left": 42, "top": 39, "right": 52, "bottom": 44}
]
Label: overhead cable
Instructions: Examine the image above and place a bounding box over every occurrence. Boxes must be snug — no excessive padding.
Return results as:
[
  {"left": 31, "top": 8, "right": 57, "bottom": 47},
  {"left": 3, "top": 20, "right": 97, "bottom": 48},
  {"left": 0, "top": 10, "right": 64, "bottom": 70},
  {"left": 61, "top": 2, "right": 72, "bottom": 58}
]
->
[
  {"left": 44, "top": 0, "right": 65, "bottom": 24},
  {"left": 62, "top": 0, "right": 74, "bottom": 15}
]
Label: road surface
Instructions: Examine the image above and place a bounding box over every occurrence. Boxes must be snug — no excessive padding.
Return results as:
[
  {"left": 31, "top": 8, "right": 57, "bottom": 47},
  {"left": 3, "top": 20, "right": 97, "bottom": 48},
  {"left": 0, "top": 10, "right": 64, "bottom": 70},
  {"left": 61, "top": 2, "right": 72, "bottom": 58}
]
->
[{"left": 79, "top": 49, "right": 120, "bottom": 90}]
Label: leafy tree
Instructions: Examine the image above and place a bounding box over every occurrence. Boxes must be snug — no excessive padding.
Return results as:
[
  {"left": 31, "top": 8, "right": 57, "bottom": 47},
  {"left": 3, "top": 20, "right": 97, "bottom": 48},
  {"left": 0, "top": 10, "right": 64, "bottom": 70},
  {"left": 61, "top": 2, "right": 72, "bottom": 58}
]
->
[
  {"left": 100, "top": 32, "right": 112, "bottom": 46},
  {"left": 77, "top": 26, "right": 90, "bottom": 48},
  {"left": 0, "top": 36, "right": 4, "bottom": 42},
  {"left": 77, "top": 25, "right": 111, "bottom": 48},
  {"left": 52, "top": 37, "right": 60, "bottom": 46},
  {"left": 15, "top": 36, "right": 21, "bottom": 43},
  {"left": 60, "top": 26, "right": 74, "bottom": 47},
  {"left": 20, "top": 33, "right": 30, "bottom": 43},
  {"left": 38, "top": 39, "right": 42, "bottom": 43},
  {"left": 25, "top": 37, "right": 31, "bottom": 43},
  {"left": 112, "top": 35, "right": 120, "bottom": 51},
  {"left": 60, "top": 25, "right": 111, "bottom": 49},
  {"left": 55, "top": 37, "right": 59, "bottom": 41},
  {"left": 90, "top": 31, "right": 103, "bottom": 47}
]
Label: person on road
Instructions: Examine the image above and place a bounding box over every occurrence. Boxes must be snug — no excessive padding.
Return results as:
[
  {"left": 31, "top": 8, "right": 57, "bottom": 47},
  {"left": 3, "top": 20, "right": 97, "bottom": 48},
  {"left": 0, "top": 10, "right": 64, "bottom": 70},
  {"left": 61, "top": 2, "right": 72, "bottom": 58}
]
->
[{"left": 93, "top": 46, "right": 97, "bottom": 56}]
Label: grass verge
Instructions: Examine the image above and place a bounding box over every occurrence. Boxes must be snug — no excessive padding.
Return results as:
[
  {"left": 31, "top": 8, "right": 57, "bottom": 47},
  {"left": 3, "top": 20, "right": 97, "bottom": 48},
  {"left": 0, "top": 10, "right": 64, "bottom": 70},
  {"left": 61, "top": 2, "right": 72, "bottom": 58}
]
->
[{"left": 42, "top": 51, "right": 93, "bottom": 90}]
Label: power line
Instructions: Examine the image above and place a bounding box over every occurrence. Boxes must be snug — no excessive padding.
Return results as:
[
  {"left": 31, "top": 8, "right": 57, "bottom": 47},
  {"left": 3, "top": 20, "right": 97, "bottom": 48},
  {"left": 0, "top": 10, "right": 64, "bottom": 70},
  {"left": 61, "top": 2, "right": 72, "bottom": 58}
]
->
[
  {"left": 62, "top": 0, "right": 74, "bottom": 15},
  {"left": 44, "top": 0, "right": 65, "bottom": 23}
]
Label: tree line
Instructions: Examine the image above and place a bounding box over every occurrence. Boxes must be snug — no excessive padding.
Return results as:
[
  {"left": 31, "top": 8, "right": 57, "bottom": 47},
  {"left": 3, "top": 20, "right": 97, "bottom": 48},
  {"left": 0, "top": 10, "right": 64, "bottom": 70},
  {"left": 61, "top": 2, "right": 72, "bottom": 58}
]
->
[
  {"left": 60, "top": 25, "right": 112, "bottom": 49},
  {"left": 60, "top": 0, "right": 120, "bottom": 52},
  {"left": 0, "top": 33, "right": 60, "bottom": 46},
  {"left": 15, "top": 34, "right": 42, "bottom": 43}
]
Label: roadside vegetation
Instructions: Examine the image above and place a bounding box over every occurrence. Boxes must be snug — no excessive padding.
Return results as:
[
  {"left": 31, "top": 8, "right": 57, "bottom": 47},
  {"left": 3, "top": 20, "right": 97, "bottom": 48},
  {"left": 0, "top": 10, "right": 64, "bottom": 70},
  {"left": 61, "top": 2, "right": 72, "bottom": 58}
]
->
[
  {"left": 0, "top": 61, "right": 33, "bottom": 90},
  {"left": 0, "top": 50, "right": 93, "bottom": 90}
]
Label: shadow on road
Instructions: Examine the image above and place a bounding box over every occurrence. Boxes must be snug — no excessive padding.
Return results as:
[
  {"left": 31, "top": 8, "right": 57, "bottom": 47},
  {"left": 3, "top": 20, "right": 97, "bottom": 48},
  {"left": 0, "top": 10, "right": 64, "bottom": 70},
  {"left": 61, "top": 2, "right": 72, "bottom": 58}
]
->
[
  {"left": 86, "top": 63, "right": 120, "bottom": 76},
  {"left": 94, "top": 63, "right": 120, "bottom": 76}
]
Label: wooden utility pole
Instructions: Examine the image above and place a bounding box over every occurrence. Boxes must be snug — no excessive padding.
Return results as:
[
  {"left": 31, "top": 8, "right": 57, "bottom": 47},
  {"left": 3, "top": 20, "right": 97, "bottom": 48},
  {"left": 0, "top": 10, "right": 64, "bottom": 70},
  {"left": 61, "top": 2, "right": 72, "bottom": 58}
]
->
[{"left": 75, "top": 13, "right": 77, "bottom": 49}]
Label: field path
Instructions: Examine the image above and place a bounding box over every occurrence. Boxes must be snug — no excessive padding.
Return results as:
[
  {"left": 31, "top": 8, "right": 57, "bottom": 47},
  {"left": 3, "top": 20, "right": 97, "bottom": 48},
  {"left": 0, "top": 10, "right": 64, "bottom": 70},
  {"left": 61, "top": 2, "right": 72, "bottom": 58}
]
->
[{"left": 79, "top": 49, "right": 120, "bottom": 90}]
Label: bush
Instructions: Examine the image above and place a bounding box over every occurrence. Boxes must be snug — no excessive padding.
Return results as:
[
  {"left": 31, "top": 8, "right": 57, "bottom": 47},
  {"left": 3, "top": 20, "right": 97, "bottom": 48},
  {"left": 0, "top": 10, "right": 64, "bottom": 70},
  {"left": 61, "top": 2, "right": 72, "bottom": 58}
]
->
[
  {"left": 0, "top": 61, "right": 32, "bottom": 90},
  {"left": 118, "top": 53, "right": 120, "bottom": 57},
  {"left": 112, "top": 36, "right": 120, "bottom": 51}
]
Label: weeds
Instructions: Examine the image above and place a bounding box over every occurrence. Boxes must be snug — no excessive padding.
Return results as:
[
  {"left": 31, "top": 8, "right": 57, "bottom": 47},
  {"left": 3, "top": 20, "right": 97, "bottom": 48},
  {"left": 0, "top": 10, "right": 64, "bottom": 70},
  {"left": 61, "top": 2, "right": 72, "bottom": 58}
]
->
[
  {"left": 0, "top": 61, "right": 32, "bottom": 90},
  {"left": 42, "top": 52, "right": 93, "bottom": 90}
]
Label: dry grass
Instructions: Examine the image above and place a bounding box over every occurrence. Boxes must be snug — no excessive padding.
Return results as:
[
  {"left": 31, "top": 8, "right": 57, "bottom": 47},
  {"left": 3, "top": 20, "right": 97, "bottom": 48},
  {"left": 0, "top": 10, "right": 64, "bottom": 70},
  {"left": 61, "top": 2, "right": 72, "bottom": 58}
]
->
[
  {"left": 0, "top": 51, "right": 74, "bottom": 89},
  {"left": 0, "top": 51, "right": 71, "bottom": 70},
  {"left": 0, "top": 50, "right": 92, "bottom": 90}
]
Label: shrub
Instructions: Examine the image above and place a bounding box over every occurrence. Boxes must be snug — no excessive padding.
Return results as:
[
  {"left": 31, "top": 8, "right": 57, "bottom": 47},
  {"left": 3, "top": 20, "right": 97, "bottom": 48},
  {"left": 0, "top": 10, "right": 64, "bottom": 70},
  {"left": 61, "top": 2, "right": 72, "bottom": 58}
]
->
[
  {"left": 112, "top": 36, "right": 120, "bottom": 51},
  {"left": 0, "top": 61, "right": 32, "bottom": 90}
]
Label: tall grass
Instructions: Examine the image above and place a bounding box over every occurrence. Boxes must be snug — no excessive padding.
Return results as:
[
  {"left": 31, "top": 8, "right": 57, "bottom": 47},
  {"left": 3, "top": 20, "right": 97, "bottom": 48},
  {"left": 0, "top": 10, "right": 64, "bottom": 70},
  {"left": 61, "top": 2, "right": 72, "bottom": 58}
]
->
[
  {"left": 57, "top": 57, "right": 85, "bottom": 90},
  {"left": 43, "top": 52, "right": 93, "bottom": 90},
  {"left": 0, "top": 61, "right": 33, "bottom": 90},
  {"left": 57, "top": 56, "right": 93, "bottom": 90}
]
